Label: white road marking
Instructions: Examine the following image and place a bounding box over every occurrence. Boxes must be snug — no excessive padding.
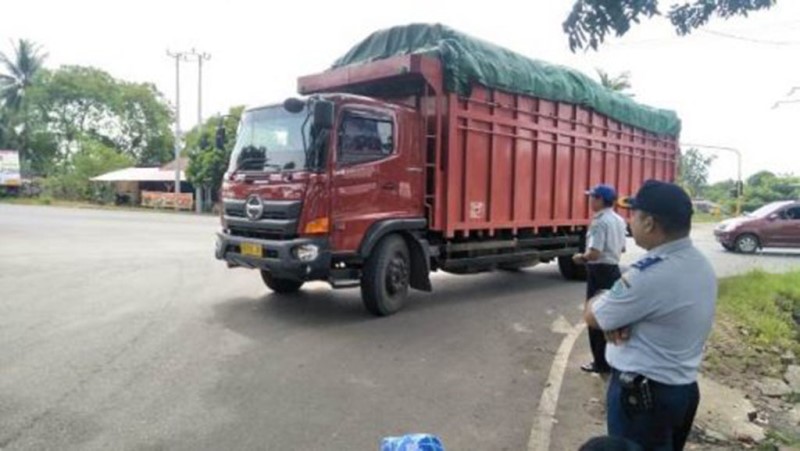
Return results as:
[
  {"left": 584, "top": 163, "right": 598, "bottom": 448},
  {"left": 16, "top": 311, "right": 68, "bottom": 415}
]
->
[{"left": 528, "top": 316, "right": 586, "bottom": 451}]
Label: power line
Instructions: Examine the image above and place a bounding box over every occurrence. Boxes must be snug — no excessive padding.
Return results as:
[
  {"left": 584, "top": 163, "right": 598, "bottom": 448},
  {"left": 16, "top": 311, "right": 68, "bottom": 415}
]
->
[
  {"left": 700, "top": 29, "right": 800, "bottom": 46},
  {"left": 772, "top": 99, "right": 800, "bottom": 109},
  {"left": 772, "top": 86, "right": 800, "bottom": 109},
  {"left": 607, "top": 26, "right": 800, "bottom": 48}
]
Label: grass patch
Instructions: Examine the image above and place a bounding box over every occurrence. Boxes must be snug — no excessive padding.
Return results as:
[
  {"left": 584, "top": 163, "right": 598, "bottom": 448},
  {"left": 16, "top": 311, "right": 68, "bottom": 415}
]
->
[
  {"left": 785, "top": 392, "right": 800, "bottom": 404},
  {"left": 763, "top": 428, "right": 800, "bottom": 449},
  {"left": 717, "top": 269, "right": 800, "bottom": 351},
  {"left": 693, "top": 212, "right": 726, "bottom": 223},
  {"left": 704, "top": 270, "right": 800, "bottom": 383},
  {"left": 703, "top": 270, "right": 800, "bottom": 450},
  {"left": 1, "top": 197, "right": 108, "bottom": 209}
]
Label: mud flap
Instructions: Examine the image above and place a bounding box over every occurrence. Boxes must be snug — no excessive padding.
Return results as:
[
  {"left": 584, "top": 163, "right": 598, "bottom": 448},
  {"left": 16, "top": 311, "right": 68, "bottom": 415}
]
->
[{"left": 405, "top": 235, "right": 432, "bottom": 292}]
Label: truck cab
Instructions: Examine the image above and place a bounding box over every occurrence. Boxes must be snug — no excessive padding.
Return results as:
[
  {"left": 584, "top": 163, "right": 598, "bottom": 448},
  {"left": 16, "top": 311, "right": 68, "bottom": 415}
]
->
[{"left": 216, "top": 94, "right": 429, "bottom": 314}]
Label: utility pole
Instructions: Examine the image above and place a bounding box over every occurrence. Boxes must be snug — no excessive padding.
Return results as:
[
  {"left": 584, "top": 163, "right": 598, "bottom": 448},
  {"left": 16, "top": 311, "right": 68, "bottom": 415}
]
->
[
  {"left": 186, "top": 49, "right": 211, "bottom": 213},
  {"left": 166, "top": 50, "right": 189, "bottom": 211}
]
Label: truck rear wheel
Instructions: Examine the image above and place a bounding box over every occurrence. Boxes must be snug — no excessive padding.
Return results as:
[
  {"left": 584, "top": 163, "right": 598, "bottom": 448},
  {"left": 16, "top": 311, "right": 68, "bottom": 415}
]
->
[
  {"left": 361, "top": 235, "right": 410, "bottom": 316},
  {"left": 260, "top": 270, "right": 304, "bottom": 294},
  {"left": 558, "top": 255, "right": 587, "bottom": 281}
]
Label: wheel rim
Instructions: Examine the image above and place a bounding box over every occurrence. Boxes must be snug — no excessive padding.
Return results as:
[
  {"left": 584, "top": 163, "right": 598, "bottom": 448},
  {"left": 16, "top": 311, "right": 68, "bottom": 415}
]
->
[
  {"left": 738, "top": 236, "right": 757, "bottom": 252},
  {"left": 385, "top": 253, "right": 409, "bottom": 296}
]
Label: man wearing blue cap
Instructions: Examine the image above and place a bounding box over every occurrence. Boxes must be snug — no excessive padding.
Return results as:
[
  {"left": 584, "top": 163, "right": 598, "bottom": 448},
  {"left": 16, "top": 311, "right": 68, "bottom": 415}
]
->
[
  {"left": 583, "top": 180, "right": 717, "bottom": 450},
  {"left": 573, "top": 183, "right": 627, "bottom": 374}
]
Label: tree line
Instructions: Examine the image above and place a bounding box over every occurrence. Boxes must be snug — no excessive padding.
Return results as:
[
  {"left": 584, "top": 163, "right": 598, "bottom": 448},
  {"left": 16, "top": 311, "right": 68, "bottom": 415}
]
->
[
  {"left": 1, "top": 39, "right": 174, "bottom": 200},
  {"left": 678, "top": 148, "right": 799, "bottom": 214}
]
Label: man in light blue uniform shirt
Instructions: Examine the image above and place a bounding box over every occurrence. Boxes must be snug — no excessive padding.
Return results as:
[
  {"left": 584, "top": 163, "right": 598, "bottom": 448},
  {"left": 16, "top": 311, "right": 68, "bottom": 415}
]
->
[
  {"left": 573, "top": 184, "right": 628, "bottom": 374},
  {"left": 584, "top": 180, "right": 717, "bottom": 451}
]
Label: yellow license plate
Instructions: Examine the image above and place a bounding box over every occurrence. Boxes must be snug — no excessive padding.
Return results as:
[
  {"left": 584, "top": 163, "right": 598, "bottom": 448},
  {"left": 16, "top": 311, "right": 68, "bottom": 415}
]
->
[{"left": 239, "top": 242, "right": 263, "bottom": 258}]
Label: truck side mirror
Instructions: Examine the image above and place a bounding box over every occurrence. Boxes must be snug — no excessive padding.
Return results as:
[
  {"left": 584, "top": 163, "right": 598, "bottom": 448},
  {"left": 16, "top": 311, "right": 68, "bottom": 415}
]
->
[
  {"left": 283, "top": 97, "right": 305, "bottom": 114},
  {"left": 767, "top": 213, "right": 779, "bottom": 221},
  {"left": 314, "top": 100, "right": 334, "bottom": 130},
  {"left": 215, "top": 124, "right": 226, "bottom": 150}
]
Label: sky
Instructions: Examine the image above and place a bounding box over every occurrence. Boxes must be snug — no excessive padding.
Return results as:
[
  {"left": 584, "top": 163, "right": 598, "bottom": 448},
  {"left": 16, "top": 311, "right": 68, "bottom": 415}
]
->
[{"left": 3, "top": 0, "right": 800, "bottom": 182}]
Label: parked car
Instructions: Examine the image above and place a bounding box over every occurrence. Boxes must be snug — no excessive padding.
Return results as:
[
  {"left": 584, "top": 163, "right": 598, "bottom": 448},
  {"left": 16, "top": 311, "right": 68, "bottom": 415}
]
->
[
  {"left": 693, "top": 199, "right": 722, "bottom": 215},
  {"left": 714, "top": 200, "right": 800, "bottom": 253}
]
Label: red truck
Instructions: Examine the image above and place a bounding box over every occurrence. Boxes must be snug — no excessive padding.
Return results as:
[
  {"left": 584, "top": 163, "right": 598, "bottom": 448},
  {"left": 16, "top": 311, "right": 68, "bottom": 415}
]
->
[{"left": 214, "top": 24, "right": 680, "bottom": 315}]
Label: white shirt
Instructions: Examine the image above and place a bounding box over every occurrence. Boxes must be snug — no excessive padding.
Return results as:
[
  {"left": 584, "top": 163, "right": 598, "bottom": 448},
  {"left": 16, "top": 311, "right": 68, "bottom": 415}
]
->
[
  {"left": 592, "top": 238, "right": 718, "bottom": 385},
  {"left": 586, "top": 208, "right": 627, "bottom": 265}
]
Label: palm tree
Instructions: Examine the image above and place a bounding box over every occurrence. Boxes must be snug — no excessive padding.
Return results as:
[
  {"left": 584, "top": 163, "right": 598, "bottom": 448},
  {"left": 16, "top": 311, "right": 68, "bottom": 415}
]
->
[
  {"left": 0, "top": 39, "right": 47, "bottom": 162},
  {"left": 596, "top": 69, "right": 633, "bottom": 96},
  {"left": 0, "top": 39, "right": 47, "bottom": 111}
]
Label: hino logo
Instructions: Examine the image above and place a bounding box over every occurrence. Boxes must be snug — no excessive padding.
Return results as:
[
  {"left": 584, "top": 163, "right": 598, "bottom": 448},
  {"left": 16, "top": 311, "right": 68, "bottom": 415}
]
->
[{"left": 245, "top": 195, "right": 264, "bottom": 221}]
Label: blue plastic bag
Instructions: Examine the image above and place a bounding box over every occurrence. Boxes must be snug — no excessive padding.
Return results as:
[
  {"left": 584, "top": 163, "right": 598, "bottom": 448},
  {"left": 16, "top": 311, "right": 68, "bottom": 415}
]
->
[{"left": 380, "top": 434, "right": 445, "bottom": 451}]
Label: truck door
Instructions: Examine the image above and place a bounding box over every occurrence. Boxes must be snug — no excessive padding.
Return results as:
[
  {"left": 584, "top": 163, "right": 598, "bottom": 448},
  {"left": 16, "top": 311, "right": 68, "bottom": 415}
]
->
[{"left": 330, "top": 107, "right": 419, "bottom": 253}]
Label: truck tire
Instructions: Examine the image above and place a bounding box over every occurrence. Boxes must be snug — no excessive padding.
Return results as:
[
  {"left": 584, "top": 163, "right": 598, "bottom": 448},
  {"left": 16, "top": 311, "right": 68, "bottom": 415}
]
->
[
  {"left": 734, "top": 233, "right": 759, "bottom": 254},
  {"left": 558, "top": 255, "right": 587, "bottom": 281},
  {"left": 260, "top": 270, "right": 304, "bottom": 294},
  {"left": 361, "top": 234, "right": 410, "bottom": 316}
]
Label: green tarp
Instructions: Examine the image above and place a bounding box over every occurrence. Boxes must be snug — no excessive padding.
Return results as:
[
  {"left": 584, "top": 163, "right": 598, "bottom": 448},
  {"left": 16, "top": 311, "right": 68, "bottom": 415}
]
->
[{"left": 333, "top": 24, "right": 681, "bottom": 136}]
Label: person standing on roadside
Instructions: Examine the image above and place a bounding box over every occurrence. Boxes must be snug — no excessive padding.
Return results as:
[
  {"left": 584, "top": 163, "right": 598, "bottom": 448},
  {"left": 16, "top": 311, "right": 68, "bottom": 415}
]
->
[
  {"left": 573, "top": 183, "right": 628, "bottom": 374},
  {"left": 584, "top": 180, "right": 717, "bottom": 450}
]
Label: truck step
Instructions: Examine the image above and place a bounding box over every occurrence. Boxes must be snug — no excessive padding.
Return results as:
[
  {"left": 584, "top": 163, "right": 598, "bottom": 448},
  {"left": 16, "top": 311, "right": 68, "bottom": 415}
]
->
[{"left": 330, "top": 279, "right": 360, "bottom": 289}]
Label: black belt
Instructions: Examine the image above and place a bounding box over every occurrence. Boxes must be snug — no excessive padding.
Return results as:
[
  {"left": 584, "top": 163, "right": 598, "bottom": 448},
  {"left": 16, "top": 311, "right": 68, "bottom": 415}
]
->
[{"left": 611, "top": 369, "right": 694, "bottom": 389}]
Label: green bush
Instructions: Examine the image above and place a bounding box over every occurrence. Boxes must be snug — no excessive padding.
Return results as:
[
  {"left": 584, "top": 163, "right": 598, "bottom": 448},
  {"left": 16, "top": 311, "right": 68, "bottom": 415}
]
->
[{"left": 42, "top": 138, "right": 132, "bottom": 202}]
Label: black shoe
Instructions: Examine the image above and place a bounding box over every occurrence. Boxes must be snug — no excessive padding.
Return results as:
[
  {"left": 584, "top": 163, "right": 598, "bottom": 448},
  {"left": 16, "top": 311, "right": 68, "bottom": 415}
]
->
[{"left": 580, "top": 362, "right": 611, "bottom": 374}]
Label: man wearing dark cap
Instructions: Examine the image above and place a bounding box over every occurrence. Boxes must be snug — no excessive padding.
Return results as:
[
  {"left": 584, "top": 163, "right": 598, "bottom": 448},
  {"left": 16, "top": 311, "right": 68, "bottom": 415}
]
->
[
  {"left": 574, "top": 184, "right": 628, "bottom": 374},
  {"left": 583, "top": 180, "right": 717, "bottom": 450}
]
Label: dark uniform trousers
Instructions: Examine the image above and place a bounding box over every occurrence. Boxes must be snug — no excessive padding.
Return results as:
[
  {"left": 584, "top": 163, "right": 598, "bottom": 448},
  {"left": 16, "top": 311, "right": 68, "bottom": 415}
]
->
[
  {"left": 586, "top": 263, "right": 621, "bottom": 370},
  {"left": 608, "top": 370, "right": 700, "bottom": 451}
]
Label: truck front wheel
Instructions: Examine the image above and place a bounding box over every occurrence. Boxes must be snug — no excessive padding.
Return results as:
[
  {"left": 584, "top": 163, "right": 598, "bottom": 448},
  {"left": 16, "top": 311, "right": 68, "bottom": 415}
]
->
[
  {"left": 361, "top": 235, "right": 410, "bottom": 316},
  {"left": 260, "top": 270, "right": 304, "bottom": 294}
]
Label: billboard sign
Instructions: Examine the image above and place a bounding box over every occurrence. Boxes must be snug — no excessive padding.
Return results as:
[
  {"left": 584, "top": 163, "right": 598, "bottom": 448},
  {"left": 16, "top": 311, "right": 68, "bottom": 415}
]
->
[{"left": 0, "top": 150, "right": 21, "bottom": 186}]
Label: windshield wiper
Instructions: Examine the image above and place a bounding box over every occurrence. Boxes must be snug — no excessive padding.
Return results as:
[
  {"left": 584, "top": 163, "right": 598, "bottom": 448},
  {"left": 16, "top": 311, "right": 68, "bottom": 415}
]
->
[{"left": 234, "top": 157, "right": 283, "bottom": 173}]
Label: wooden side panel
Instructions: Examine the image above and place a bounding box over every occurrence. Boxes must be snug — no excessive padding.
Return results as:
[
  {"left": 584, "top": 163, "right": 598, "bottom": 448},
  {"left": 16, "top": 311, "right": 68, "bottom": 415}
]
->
[{"left": 438, "top": 88, "right": 679, "bottom": 236}]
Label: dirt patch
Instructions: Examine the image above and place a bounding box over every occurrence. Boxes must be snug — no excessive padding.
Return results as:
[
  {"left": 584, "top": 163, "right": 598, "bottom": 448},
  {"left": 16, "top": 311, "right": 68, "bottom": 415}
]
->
[
  {"left": 701, "top": 313, "right": 800, "bottom": 449},
  {"left": 704, "top": 314, "right": 786, "bottom": 388}
]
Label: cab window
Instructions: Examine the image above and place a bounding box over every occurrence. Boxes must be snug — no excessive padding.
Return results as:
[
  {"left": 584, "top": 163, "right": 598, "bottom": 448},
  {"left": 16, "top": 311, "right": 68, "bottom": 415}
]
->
[{"left": 337, "top": 111, "right": 394, "bottom": 165}]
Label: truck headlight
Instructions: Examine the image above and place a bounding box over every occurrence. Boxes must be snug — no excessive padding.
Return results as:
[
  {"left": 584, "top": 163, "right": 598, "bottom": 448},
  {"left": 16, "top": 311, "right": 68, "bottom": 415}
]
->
[{"left": 293, "top": 244, "right": 320, "bottom": 262}]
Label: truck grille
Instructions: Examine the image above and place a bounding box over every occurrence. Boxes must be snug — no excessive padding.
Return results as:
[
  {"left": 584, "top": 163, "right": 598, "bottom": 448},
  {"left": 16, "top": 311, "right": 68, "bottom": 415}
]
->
[
  {"left": 223, "top": 198, "right": 302, "bottom": 240},
  {"left": 229, "top": 227, "right": 293, "bottom": 241},
  {"left": 224, "top": 199, "right": 301, "bottom": 220},
  {"left": 226, "top": 209, "right": 289, "bottom": 220}
]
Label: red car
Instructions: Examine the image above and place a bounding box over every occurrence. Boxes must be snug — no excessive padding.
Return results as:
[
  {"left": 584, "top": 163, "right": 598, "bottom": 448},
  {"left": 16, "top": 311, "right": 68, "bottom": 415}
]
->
[{"left": 714, "top": 200, "right": 800, "bottom": 253}]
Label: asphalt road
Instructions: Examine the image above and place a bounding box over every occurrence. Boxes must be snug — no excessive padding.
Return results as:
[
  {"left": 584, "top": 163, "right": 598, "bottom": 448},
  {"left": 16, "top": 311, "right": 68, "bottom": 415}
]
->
[{"left": 1, "top": 204, "right": 798, "bottom": 451}]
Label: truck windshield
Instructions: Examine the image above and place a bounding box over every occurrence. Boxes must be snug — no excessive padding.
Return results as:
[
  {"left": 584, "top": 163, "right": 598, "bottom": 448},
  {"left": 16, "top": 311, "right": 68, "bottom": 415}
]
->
[{"left": 229, "top": 105, "right": 310, "bottom": 173}]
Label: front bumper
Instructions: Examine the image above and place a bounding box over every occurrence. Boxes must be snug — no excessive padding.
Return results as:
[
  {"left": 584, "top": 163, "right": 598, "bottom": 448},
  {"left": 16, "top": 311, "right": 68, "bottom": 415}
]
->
[
  {"left": 713, "top": 229, "right": 735, "bottom": 245},
  {"left": 215, "top": 232, "right": 331, "bottom": 281}
]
